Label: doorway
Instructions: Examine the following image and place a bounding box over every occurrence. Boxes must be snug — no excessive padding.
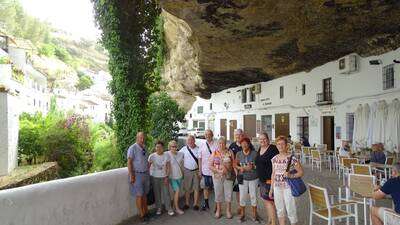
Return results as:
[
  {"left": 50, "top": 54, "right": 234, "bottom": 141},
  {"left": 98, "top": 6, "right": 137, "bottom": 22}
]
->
[
  {"left": 323, "top": 116, "right": 334, "bottom": 150},
  {"left": 275, "top": 113, "right": 290, "bottom": 138},
  {"left": 261, "top": 115, "right": 273, "bottom": 139},
  {"left": 229, "top": 120, "right": 237, "bottom": 141},
  {"left": 220, "top": 119, "right": 227, "bottom": 138},
  {"left": 243, "top": 114, "right": 257, "bottom": 138}
]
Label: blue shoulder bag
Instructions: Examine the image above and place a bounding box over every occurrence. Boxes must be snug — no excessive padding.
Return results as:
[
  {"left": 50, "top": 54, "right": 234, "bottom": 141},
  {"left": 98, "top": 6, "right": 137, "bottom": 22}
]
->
[{"left": 285, "top": 155, "right": 306, "bottom": 197}]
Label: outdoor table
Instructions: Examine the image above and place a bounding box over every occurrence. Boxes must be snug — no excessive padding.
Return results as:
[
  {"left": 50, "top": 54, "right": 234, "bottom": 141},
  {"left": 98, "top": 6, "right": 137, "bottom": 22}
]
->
[
  {"left": 354, "top": 154, "right": 371, "bottom": 164},
  {"left": 370, "top": 163, "right": 393, "bottom": 180}
]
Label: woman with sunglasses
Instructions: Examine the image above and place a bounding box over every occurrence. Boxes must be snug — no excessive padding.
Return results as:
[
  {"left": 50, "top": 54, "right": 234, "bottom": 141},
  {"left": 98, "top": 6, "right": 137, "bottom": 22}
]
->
[{"left": 166, "top": 140, "right": 185, "bottom": 215}]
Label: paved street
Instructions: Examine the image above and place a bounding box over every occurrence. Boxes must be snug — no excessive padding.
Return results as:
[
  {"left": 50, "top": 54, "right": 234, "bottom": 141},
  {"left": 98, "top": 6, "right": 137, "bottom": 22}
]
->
[{"left": 120, "top": 164, "right": 392, "bottom": 225}]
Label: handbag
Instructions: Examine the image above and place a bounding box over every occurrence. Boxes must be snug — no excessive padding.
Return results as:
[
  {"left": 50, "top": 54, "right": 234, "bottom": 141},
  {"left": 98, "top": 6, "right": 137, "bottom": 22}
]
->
[
  {"left": 147, "top": 185, "right": 155, "bottom": 205},
  {"left": 285, "top": 155, "right": 306, "bottom": 197}
]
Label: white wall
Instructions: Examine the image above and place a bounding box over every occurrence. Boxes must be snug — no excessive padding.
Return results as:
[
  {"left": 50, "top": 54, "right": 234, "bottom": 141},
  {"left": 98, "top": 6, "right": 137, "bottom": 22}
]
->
[
  {"left": 0, "top": 168, "right": 136, "bottom": 225},
  {"left": 8, "top": 47, "right": 26, "bottom": 68},
  {"left": 187, "top": 48, "right": 400, "bottom": 148},
  {"left": 0, "top": 91, "right": 19, "bottom": 176}
]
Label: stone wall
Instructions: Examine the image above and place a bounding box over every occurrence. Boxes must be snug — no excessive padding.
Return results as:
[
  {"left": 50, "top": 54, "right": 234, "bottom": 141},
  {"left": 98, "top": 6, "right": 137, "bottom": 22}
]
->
[{"left": 0, "top": 162, "right": 59, "bottom": 190}]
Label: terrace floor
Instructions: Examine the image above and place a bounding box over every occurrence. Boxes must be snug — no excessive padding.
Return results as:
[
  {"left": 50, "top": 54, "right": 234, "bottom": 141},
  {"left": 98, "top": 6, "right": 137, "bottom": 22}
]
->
[{"left": 120, "top": 164, "right": 392, "bottom": 225}]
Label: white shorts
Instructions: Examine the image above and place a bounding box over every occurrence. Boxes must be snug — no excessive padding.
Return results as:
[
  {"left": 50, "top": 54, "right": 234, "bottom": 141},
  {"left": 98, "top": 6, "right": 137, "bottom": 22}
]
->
[{"left": 378, "top": 207, "right": 395, "bottom": 221}]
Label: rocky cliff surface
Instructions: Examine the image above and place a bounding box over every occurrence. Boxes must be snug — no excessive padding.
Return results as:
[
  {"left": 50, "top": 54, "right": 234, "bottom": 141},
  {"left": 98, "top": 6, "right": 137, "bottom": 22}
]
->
[{"left": 160, "top": 0, "right": 400, "bottom": 110}]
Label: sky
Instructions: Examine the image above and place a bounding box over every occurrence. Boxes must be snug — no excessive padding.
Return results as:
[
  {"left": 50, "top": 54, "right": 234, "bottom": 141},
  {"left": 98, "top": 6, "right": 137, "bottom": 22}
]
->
[{"left": 20, "top": 0, "right": 100, "bottom": 41}]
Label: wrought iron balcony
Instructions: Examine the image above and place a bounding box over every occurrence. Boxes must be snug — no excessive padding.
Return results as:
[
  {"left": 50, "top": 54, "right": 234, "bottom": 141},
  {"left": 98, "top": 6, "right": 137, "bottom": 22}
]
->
[{"left": 316, "top": 91, "right": 333, "bottom": 105}]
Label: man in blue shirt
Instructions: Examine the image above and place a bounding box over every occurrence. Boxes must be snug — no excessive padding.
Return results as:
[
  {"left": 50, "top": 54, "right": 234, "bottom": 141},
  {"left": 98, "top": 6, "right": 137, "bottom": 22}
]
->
[
  {"left": 127, "top": 132, "right": 150, "bottom": 222},
  {"left": 371, "top": 163, "right": 400, "bottom": 225}
]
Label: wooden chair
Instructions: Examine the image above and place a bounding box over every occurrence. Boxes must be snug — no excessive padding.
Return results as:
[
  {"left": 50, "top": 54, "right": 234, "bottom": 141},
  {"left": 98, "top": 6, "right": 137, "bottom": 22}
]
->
[
  {"left": 340, "top": 158, "right": 359, "bottom": 185},
  {"left": 352, "top": 164, "right": 372, "bottom": 175},
  {"left": 302, "top": 146, "right": 312, "bottom": 164},
  {"left": 384, "top": 210, "right": 400, "bottom": 225},
  {"left": 345, "top": 174, "right": 375, "bottom": 225},
  {"left": 309, "top": 183, "right": 359, "bottom": 225},
  {"left": 386, "top": 157, "right": 394, "bottom": 165},
  {"left": 311, "top": 150, "right": 331, "bottom": 171},
  {"left": 374, "top": 157, "right": 395, "bottom": 180}
]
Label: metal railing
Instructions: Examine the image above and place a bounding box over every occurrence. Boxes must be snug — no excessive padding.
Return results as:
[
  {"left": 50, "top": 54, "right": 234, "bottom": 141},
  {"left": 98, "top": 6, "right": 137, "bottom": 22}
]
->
[{"left": 316, "top": 91, "right": 333, "bottom": 104}]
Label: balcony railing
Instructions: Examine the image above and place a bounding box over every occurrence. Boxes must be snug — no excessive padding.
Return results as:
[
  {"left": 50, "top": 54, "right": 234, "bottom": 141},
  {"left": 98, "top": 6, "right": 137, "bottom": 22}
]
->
[{"left": 316, "top": 91, "right": 333, "bottom": 105}]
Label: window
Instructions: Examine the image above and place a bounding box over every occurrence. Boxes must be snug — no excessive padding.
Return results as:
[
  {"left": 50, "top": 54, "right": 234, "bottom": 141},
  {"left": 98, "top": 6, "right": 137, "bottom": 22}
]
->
[
  {"left": 279, "top": 86, "right": 284, "bottom": 99},
  {"left": 33, "top": 99, "right": 36, "bottom": 106},
  {"left": 197, "top": 106, "right": 203, "bottom": 114},
  {"left": 383, "top": 64, "right": 394, "bottom": 90},
  {"left": 346, "top": 113, "right": 355, "bottom": 143},
  {"left": 193, "top": 120, "right": 198, "bottom": 128},
  {"left": 302, "top": 84, "right": 306, "bottom": 95},
  {"left": 250, "top": 89, "right": 255, "bottom": 102},
  {"left": 199, "top": 121, "right": 205, "bottom": 129},
  {"left": 209, "top": 103, "right": 212, "bottom": 110},
  {"left": 189, "top": 113, "right": 192, "bottom": 118},
  {"left": 39, "top": 100, "right": 41, "bottom": 107},
  {"left": 241, "top": 89, "right": 247, "bottom": 103},
  {"left": 297, "top": 117, "right": 309, "bottom": 139}
]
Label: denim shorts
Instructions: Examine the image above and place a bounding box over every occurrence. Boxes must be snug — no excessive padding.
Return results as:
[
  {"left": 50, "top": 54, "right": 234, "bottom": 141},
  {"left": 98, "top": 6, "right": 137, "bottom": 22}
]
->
[
  {"left": 202, "top": 175, "right": 213, "bottom": 189},
  {"left": 129, "top": 172, "right": 150, "bottom": 197}
]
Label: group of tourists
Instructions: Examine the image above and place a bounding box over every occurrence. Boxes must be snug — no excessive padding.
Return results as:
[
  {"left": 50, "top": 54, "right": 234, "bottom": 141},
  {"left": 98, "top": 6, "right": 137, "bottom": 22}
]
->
[{"left": 127, "top": 130, "right": 305, "bottom": 225}]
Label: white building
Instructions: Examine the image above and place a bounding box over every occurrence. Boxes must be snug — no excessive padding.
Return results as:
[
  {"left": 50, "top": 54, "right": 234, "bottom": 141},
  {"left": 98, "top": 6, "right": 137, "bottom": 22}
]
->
[
  {"left": 53, "top": 87, "right": 112, "bottom": 124},
  {"left": 0, "top": 36, "right": 50, "bottom": 115},
  {"left": 185, "top": 48, "right": 400, "bottom": 151}
]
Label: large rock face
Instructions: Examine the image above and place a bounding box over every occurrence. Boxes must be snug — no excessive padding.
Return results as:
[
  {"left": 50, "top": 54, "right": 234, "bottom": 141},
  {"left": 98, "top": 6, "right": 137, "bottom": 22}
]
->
[{"left": 160, "top": 0, "right": 400, "bottom": 109}]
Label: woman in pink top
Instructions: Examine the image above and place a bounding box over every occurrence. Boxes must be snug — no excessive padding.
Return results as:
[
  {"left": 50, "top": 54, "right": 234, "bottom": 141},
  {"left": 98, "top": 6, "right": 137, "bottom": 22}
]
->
[
  {"left": 209, "top": 136, "right": 235, "bottom": 219},
  {"left": 269, "top": 136, "right": 304, "bottom": 225}
]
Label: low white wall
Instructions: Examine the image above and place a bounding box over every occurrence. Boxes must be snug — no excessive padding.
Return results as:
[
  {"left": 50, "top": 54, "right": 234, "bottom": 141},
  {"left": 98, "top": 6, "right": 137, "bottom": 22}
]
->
[{"left": 0, "top": 168, "right": 136, "bottom": 225}]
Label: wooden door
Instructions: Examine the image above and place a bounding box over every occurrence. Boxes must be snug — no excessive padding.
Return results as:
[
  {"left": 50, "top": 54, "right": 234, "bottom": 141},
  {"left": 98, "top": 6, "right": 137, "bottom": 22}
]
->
[
  {"left": 323, "top": 116, "right": 334, "bottom": 150},
  {"left": 229, "top": 120, "right": 237, "bottom": 141},
  {"left": 275, "top": 113, "right": 290, "bottom": 138},
  {"left": 261, "top": 115, "right": 272, "bottom": 139},
  {"left": 220, "top": 119, "right": 227, "bottom": 138},
  {"left": 243, "top": 114, "right": 257, "bottom": 138}
]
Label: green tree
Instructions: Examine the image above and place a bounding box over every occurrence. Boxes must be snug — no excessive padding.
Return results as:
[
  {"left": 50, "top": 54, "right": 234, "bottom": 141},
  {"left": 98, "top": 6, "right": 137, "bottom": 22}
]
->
[
  {"left": 54, "top": 45, "right": 72, "bottom": 63},
  {"left": 92, "top": 0, "right": 161, "bottom": 159},
  {"left": 148, "top": 92, "right": 185, "bottom": 146},
  {"left": 76, "top": 75, "right": 94, "bottom": 91},
  {"left": 38, "top": 43, "right": 56, "bottom": 57}
]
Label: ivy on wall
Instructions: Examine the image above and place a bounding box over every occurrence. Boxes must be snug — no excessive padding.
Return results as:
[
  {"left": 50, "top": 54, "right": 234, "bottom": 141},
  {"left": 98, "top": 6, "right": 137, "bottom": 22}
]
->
[{"left": 92, "top": 0, "right": 162, "bottom": 160}]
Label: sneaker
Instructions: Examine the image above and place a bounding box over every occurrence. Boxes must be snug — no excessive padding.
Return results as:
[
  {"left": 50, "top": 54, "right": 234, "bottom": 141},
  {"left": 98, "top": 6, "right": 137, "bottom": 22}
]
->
[
  {"left": 193, "top": 205, "right": 200, "bottom": 211},
  {"left": 156, "top": 208, "right": 162, "bottom": 215},
  {"left": 183, "top": 205, "right": 190, "bottom": 210},
  {"left": 238, "top": 216, "right": 245, "bottom": 223},
  {"left": 168, "top": 210, "right": 175, "bottom": 216},
  {"left": 200, "top": 204, "right": 207, "bottom": 211},
  {"left": 176, "top": 209, "right": 184, "bottom": 215},
  {"left": 251, "top": 216, "right": 260, "bottom": 223}
]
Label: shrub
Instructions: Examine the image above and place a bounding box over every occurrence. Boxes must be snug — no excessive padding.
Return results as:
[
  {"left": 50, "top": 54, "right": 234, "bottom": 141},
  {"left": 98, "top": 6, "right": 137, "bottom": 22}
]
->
[
  {"left": 54, "top": 45, "right": 72, "bottom": 63},
  {"left": 18, "top": 113, "right": 45, "bottom": 165},
  {"left": 18, "top": 102, "right": 94, "bottom": 177},
  {"left": 38, "top": 43, "right": 56, "bottom": 57},
  {"left": 75, "top": 75, "right": 94, "bottom": 91},
  {"left": 148, "top": 92, "right": 185, "bottom": 147},
  {"left": 91, "top": 123, "right": 123, "bottom": 171},
  {"left": 41, "top": 115, "right": 94, "bottom": 177}
]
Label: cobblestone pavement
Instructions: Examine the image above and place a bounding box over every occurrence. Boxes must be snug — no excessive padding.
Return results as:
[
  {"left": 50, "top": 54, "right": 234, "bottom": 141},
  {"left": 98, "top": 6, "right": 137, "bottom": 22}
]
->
[{"left": 121, "top": 164, "right": 391, "bottom": 225}]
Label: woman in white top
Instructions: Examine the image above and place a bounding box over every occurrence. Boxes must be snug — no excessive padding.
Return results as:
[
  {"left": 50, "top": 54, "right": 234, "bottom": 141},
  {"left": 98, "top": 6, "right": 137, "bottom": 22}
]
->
[
  {"left": 148, "top": 141, "right": 173, "bottom": 216},
  {"left": 167, "top": 140, "right": 185, "bottom": 215}
]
